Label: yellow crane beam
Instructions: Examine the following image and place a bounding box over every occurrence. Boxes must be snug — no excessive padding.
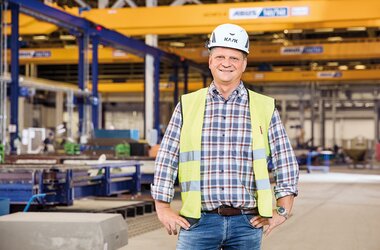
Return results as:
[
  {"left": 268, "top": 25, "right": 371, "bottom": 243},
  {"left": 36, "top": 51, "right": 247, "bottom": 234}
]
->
[
  {"left": 4, "top": 1, "right": 380, "bottom": 35},
  {"left": 6, "top": 47, "right": 142, "bottom": 65},
  {"left": 92, "top": 69, "right": 380, "bottom": 93},
  {"left": 3, "top": 11, "right": 58, "bottom": 35},
  {"left": 243, "top": 69, "right": 380, "bottom": 83},
  {"left": 9, "top": 39, "right": 380, "bottom": 64},
  {"left": 6, "top": 0, "right": 380, "bottom": 35},
  {"left": 168, "top": 39, "right": 380, "bottom": 63},
  {"left": 66, "top": 1, "right": 380, "bottom": 35}
]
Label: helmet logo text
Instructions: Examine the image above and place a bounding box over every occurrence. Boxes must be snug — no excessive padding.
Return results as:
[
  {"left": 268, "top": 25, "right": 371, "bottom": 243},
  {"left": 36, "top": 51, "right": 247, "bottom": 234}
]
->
[{"left": 224, "top": 37, "right": 238, "bottom": 43}]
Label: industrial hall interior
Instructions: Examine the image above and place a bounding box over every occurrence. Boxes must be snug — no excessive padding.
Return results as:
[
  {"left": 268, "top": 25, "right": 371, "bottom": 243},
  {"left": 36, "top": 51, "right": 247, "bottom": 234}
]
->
[{"left": 0, "top": 0, "right": 380, "bottom": 249}]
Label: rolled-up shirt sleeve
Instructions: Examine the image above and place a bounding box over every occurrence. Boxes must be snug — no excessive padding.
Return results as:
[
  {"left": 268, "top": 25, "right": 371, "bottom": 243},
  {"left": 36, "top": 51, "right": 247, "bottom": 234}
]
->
[
  {"left": 268, "top": 109, "right": 299, "bottom": 199},
  {"left": 151, "top": 103, "right": 182, "bottom": 203}
]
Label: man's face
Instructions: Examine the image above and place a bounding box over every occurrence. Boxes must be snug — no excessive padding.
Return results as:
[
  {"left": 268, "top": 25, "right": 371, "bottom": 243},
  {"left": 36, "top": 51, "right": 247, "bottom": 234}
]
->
[{"left": 208, "top": 47, "right": 247, "bottom": 86}]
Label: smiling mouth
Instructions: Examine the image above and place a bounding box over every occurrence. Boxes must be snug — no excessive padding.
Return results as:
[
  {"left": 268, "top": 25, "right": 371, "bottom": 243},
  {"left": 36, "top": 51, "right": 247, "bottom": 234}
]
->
[{"left": 218, "top": 69, "right": 233, "bottom": 72}]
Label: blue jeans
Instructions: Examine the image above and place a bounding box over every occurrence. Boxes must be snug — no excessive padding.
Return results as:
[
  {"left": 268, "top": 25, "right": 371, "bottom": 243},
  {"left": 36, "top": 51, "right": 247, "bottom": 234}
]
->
[{"left": 177, "top": 213, "right": 263, "bottom": 250}]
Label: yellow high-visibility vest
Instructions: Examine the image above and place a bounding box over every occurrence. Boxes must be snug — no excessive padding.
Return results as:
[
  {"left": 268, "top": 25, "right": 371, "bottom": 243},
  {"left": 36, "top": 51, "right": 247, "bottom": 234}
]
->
[{"left": 179, "top": 87, "right": 274, "bottom": 219}]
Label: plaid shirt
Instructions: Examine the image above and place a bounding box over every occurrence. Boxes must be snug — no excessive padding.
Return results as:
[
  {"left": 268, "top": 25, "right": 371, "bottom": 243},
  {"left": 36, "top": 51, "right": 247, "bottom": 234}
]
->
[{"left": 151, "top": 82, "right": 299, "bottom": 211}]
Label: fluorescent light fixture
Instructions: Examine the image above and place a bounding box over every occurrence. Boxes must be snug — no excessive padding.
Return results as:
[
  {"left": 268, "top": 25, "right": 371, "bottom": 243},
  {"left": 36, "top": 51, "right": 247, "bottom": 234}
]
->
[
  {"left": 354, "top": 64, "right": 366, "bottom": 70},
  {"left": 327, "top": 36, "right": 343, "bottom": 42},
  {"left": 59, "top": 34, "right": 76, "bottom": 41},
  {"left": 327, "top": 62, "right": 339, "bottom": 66},
  {"left": 347, "top": 27, "right": 366, "bottom": 31},
  {"left": 33, "top": 35, "right": 48, "bottom": 40},
  {"left": 315, "top": 28, "right": 334, "bottom": 33},
  {"left": 338, "top": 65, "right": 348, "bottom": 70},
  {"left": 169, "top": 42, "right": 185, "bottom": 47}
]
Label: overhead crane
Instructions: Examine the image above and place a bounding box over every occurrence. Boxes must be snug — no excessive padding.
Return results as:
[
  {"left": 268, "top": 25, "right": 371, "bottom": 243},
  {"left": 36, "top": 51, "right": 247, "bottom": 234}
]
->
[
  {"left": 4, "top": 1, "right": 380, "bottom": 36},
  {"left": 168, "top": 38, "right": 380, "bottom": 63},
  {"left": 7, "top": 38, "right": 380, "bottom": 65},
  {"left": 83, "top": 69, "right": 380, "bottom": 94},
  {"left": 65, "top": 1, "right": 380, "bottom": 35}
]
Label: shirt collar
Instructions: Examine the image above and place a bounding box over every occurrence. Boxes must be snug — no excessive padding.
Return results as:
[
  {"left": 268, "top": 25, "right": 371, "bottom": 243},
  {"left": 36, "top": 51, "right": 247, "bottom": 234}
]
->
[{"left": 208, "top": 81, "right": 247, "bottom": 100}]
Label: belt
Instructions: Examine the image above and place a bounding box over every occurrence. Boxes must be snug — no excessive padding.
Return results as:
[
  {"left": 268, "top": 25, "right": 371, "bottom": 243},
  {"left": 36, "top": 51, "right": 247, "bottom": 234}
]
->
[{"left": 203, "top": 206, "right": 259, "bottom": 216}]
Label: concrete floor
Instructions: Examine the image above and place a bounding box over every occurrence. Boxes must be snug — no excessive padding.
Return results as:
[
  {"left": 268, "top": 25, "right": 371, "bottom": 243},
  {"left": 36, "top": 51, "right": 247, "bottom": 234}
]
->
[{"left": 124, "top": 168, "right": 380, "bottom": 250}]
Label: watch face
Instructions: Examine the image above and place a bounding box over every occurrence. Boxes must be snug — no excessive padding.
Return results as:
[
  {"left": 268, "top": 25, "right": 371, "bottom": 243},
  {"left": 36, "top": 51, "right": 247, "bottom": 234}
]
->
[{"left": 277, "top": 207, "right": 285, "bottom": 214}]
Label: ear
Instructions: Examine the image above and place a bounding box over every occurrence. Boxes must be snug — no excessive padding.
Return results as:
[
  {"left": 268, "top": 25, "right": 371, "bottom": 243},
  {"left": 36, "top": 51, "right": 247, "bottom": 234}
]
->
[{"left": 208, "top": 55, "right": 213, "bottom": 69}]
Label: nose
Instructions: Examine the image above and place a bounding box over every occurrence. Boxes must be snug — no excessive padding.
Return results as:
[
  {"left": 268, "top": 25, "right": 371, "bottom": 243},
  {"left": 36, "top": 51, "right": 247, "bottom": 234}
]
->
[{"left": 221, "top": 58, "right": 232, "bottom": 67}]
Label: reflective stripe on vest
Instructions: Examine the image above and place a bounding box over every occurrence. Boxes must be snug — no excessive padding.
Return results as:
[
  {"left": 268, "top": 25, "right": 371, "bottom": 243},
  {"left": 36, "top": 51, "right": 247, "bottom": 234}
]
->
[{"left": 179, "top": 87, "right": 274, "bottom": 219}]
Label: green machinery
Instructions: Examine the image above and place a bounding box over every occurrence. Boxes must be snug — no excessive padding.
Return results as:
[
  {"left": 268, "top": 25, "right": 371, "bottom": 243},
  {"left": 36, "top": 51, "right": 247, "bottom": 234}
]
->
[
  {"left": 115, "top": 143, "right": 130, "bottom": 158},
  {"left": 64, "top": 142, "right": 80, "bottom": 155}
]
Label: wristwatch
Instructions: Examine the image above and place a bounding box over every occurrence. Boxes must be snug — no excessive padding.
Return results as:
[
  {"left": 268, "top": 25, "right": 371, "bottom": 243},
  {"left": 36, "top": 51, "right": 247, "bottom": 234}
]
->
[{"left": 276, "top": 206, "right": 289, "bottom": 219}]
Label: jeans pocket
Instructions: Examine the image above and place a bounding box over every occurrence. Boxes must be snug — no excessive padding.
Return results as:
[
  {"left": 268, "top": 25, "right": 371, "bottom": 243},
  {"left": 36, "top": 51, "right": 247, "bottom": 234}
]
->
[
  {"left": 242, "top": 214, "right": 256, "bottom": 229},
  {"left": 182, "top": 215, "right": 202, "bottom": 230}
]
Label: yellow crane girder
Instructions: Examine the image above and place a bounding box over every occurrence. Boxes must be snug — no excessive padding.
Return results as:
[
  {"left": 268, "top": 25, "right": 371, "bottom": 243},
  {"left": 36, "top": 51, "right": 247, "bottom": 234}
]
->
[
  {"left": 4, "top": 1, "right": 380, "bottom": 35},
  {"left": 6, "top": 47, "right": 142, "bottom": 64},
  {"left": 243, "top": 69, "right": 380, "bottom": 83},
  {"left": 91, "top": 69, "right": 380, "bottom": 93},
  {"left": 8, "top": 39, "right": 380, "bottom": 64},
  {"left": 65, "top": 1, "right": 380, "bottom": 35},
  {"left": 3, "top": 11, "right": 58, "bottom": 35}
]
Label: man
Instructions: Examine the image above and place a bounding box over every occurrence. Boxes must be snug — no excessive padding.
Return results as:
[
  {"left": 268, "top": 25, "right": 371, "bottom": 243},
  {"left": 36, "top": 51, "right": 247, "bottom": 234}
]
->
[{"left": 151, "top": 23, "right": 299, "bottom": 250}]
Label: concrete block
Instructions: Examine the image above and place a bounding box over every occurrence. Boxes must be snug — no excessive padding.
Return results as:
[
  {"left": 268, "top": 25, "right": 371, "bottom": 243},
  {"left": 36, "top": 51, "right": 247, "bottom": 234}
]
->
[{"left": 0, "top": 212, "right": 128, "bottom": 250}]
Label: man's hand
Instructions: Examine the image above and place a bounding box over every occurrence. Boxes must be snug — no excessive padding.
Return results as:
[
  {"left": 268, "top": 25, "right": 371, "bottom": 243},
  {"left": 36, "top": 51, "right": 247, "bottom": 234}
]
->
[
  {"left": 250, "top": 195, "right": 294, "bottom": 236},
  {"left": 250, "top": 212, "right": 287, "bottom": 236},
  {"left": 155, "top": 200, "right": 190, "bottom": 235}
]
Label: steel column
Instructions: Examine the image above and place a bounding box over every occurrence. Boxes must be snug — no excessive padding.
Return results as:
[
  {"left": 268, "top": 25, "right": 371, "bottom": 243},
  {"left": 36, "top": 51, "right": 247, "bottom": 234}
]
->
[
  {"left": 78, "top": 35, "right": 85, "bottom": 135},
  {"left": 310, "top": 83, "right": 315, "bottom": 148},
  {"left": 91, "top": 35, "right": 99, "bottom": 129},
  {"left": 144, "top": 34, "right": 157, "bottom": 141},
  {"left": 319, "top": 98, "right": 325, "bottom": 148},
  {"left": 0, "top": 1, "right": 6, "bottom": 146},
  {"left": 66, "top": 90, "right": 74, "bottom": 139},
  {"left": 10, "top": 3, "right": 19, "bottom": 153},
  {"left": 154, "top": 55, "right": 160, "bottom": 133},
  {"left": 332, "top": 89, "right": 337, "bottom": 146}
]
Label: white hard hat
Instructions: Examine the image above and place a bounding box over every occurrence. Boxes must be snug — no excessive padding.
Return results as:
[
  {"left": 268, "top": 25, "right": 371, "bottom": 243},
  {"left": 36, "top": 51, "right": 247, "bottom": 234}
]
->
[{"left": 207, "top": 23, "right": 250, "bottom": 54}]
